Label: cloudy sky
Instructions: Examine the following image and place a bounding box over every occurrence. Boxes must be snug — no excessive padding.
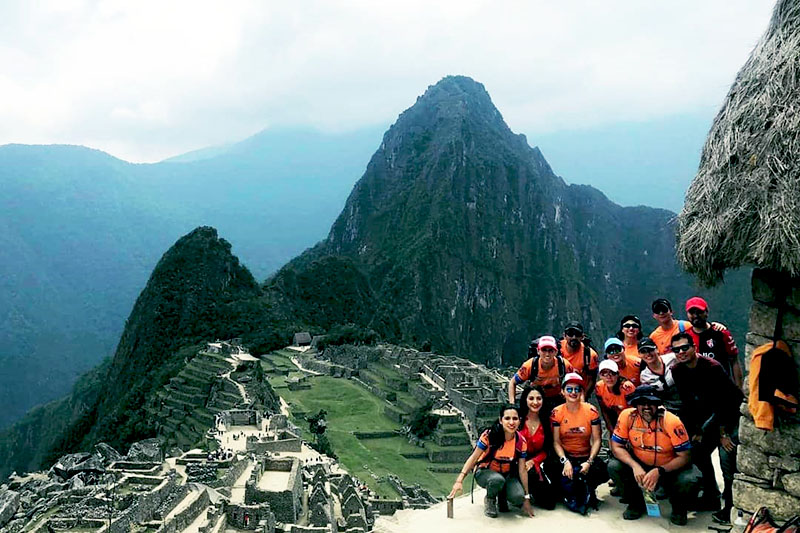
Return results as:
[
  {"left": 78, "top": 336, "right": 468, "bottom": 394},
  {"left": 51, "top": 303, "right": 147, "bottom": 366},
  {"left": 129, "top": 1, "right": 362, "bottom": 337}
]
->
[{"left": 0, "top": 0, "right": 776, "bottom": 163}]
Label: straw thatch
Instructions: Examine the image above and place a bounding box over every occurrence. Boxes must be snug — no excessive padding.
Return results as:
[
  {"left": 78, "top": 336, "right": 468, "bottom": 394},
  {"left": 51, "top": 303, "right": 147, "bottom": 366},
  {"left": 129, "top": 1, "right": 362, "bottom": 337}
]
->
[{"left": 677, "top": 0, "right": 800, "bottom": 285}]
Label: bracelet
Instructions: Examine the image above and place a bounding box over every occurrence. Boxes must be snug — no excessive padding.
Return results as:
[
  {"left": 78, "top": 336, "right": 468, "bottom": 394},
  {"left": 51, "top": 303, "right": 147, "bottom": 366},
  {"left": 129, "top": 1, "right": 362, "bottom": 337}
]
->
[
  {"left": 586, "top": 457, "right": 594, "bottom": 465},
  {"left": 523, "top": 494, "right": 531, "bottom": 500}
]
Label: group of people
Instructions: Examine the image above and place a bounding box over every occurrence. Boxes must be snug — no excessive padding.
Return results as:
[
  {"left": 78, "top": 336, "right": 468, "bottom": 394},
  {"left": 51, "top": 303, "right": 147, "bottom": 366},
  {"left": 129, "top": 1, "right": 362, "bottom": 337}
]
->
[{"left": 448, "top": 297, "right": 744, "bottom": 527}]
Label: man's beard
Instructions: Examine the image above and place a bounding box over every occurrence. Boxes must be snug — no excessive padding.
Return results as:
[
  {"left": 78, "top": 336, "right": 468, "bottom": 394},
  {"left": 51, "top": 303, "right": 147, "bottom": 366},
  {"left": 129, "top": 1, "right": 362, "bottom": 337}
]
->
[{"left": 567, "top": 339, "right": 581, "bottom": 349}]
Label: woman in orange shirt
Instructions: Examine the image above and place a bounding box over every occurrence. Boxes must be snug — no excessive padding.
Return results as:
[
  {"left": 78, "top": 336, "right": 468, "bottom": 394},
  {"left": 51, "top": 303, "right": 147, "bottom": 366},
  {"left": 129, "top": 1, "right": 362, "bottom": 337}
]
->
[
  {"left": 551, "top": 373, "right": 608, "bottom": 514},
  {"left": 595, "top": 359, "right": 636, "bottom": 431},
  {"left": 518, "top": 385, "right": 556, "bottom": 510},
  {"left": 604, "top": 337, "right": 642, "bottom": 386},
  {"left": 449, "top": 404, "right": 535, "bottom": 518}
]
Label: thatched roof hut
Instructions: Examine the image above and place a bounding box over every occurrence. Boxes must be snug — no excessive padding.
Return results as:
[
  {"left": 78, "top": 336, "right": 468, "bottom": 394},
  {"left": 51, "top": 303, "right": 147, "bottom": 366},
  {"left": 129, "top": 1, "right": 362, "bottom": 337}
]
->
[{"left": 677, "top": 0, "right": 800, "bottom": 285}]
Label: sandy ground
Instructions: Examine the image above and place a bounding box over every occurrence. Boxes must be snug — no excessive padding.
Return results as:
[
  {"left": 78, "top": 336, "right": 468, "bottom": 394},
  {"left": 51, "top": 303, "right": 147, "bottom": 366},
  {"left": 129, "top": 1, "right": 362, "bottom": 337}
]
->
[
  {"left": 376, "top": 483, "right": 716, "bottom": 533},
  {"left": 257, "top": 470, "right": 291, "bottom": 491}
]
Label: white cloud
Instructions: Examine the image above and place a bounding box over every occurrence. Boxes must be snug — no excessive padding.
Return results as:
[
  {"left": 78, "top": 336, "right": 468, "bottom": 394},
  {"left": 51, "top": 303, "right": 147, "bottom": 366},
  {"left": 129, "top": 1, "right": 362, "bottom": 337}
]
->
[{"left": 0, "top": 0, "right": 776, "bottom": 162}]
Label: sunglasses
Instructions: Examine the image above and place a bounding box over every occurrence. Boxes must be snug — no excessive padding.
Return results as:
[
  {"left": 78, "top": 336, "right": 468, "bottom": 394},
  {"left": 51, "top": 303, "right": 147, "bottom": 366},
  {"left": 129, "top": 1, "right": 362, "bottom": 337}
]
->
[
  {"left": 606, "top": 347, "right": 623, "bottom": 355},
  {"left": 565, "top": 329, "right": 582, "bottom": 337},
  {"left": 687, "top": 308, "right": 705, "bottom": 314},
  {"left": 671, "top": 344, "right": 692, "bottom": 353},
  {"left": 622, "top": 323, "right": 640, "bottom": 329},
  {"left": 564, "top": 386, "right": 582, "bottom": 394},
  {"left": 653, "top": 306, "right": 669, "bottom": 314}
]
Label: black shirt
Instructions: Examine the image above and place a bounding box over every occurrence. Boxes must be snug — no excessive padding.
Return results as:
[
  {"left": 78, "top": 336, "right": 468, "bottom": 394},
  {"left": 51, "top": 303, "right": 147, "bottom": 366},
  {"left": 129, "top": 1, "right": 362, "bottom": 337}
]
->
[{"left": 672, "top": 356, "right": 743, "bottom": 435}]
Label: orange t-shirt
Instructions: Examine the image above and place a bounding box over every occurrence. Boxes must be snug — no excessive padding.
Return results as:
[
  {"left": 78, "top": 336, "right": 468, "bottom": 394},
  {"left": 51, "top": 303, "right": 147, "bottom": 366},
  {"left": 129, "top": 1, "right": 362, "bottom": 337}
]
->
[
  {"left": 611, "top": 407, "right": 691, "bottom": 467},
  {"left": 649, "top": 320, "right": 691, "bottom": 355},
  {"left": 616, "top": 355, "right": 643, "bottom": 386},
  {"left": 550, "top": 402, "right": 600, "bottom": 457},
  {"left": 514, "top": 357, "right": 575, "bottom": 398},
  {"left": 595, "top": 380, "right": 636, "bottom": 415},
  {"left": 559, "top": 339, "right": 599, "bottom": 382},
  {"left": 475, "top": 430, "right": 527, "bottom": 474}
]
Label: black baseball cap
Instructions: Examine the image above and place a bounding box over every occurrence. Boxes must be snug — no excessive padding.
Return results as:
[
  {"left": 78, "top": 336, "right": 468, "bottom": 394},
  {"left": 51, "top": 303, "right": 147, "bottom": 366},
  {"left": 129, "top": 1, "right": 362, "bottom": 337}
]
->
[
  {"left": 627, "top": 385, "right": 663, "bottom": 405},
  {"left": 564, "top": 321, "right": 584, "bottom": 334},
  {"left": 638, "top": 337, "right": 657, "bottom": 351},
  {"left": 651, "top": 298, "right": 672, "bottom": 313}
]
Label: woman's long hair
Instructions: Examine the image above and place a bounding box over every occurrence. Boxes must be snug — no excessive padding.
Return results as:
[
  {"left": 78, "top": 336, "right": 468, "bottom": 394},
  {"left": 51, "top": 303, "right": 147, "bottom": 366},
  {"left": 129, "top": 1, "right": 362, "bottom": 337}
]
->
[
  {"left": 485, "top": 403, "right": 521, "bottom": 449},
  {"left": 615, "top": 314, "right": 643, "bottom": 341}
]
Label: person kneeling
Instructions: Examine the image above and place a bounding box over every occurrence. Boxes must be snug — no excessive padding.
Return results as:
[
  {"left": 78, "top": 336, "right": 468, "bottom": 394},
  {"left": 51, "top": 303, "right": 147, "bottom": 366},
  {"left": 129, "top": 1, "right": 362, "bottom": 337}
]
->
[
  {"left": 609, "top": 386, "right": 700, "bottom": 526},
  {"left": 448, "top": 403, "right": 535, "bottom": 518},
  {"left": 551, "top": 373, "right": 608, "bottom": 515}
]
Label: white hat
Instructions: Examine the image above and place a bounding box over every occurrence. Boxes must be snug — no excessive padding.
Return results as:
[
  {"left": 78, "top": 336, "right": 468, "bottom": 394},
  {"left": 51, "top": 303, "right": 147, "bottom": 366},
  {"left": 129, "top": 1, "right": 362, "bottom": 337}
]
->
[{"left": 598, "top": 360, "right": 619, "bottom": 373}]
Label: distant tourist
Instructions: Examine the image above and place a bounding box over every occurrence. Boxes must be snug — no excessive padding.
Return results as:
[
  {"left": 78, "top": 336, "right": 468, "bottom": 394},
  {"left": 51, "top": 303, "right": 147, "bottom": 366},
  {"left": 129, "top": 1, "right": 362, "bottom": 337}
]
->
[
  {"left": 684, "top": 297, "right": 742, "bottom": 389},
  {"left": 608, "top": 386, "right": 700, "bottom": 526},
  {"left": 603, "top": 337, "right": 642, "bottom": 386},
  {"left": 594, "top": 359, "right": 636, "bottom": 431},
  {"left": 616, "top": 315, "right": 644, "bottom": 358},
  {"left": 518, "top": 386, "right": 556, "bottom": 510},
  {"left": 551, "top": 373, "right": 607, "bottom": 515},
  {"left": 670, "top": 332, "right": 743, "bottom": 525},
  {"left": 558, "top": 322, "right": 599, "bottom": 396},
  {"left": 448, "top": 403, "right": 535, "bottom": 518},
  {"left": 508, "top": 336, "right": 573, "bottom": 418}
]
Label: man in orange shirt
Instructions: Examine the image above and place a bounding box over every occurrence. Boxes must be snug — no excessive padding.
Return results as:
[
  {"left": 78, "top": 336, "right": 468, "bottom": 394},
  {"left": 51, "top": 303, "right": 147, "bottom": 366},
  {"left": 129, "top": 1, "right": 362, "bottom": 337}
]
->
[
  {"left": 559, "top": 321, "right": 599, "bottom": 396},
  {"left": 609, "top": 386, "right": 700, "bottom": 526},
  {"left": 509, "top": 336, "right": 574, "bottom": 418},
  {"left": 649, "top": 299, "right": 691, "bottom": 355}
]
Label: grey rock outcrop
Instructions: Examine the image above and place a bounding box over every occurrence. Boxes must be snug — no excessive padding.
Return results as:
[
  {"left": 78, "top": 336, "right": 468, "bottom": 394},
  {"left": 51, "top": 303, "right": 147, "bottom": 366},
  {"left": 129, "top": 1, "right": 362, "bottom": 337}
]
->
[
  {"left": 94, "top": 442, "right": 123, "bottom": 463},
  {"left": 0, "top": 489, "right": 19, "bottom": 528},
  {"left": 50, "top": 453, "right": 105, "bottom": 481},
  {"left": 127, "top": 438, "right": 163, "bottom": 463}
]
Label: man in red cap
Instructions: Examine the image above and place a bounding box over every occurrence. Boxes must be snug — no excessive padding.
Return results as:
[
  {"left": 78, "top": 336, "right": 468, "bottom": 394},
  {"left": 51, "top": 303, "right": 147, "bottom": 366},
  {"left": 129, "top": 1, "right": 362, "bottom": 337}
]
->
[
  {"left": 509, "top": 335, "right": 574, "bottom": 418},
  {"left": 684, "top": 297, "right": 742, "bottom": 389}
]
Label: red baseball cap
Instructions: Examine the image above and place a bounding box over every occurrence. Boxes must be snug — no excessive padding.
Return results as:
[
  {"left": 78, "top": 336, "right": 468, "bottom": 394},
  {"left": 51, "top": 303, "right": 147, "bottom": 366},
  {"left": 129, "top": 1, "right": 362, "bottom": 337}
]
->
[{"left": 685, "top": 297, "right": 709, "bottom": 312}]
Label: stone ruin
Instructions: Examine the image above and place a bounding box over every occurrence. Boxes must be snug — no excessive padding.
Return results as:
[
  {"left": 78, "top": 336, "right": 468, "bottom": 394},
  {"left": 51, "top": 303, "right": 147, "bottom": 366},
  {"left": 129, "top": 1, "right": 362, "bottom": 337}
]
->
[{"left": 733, "top": 269, "right": 800, "bottom": 521}]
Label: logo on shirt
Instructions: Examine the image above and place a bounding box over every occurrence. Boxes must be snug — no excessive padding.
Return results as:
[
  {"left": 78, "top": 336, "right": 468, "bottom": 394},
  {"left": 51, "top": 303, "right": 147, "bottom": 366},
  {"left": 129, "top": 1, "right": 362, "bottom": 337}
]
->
[
  {"left": 706, "top": 339, "right": 714, "bottom": 348},
  {"left": 568, "top": 427, "right": 587, "bottom": 434}
]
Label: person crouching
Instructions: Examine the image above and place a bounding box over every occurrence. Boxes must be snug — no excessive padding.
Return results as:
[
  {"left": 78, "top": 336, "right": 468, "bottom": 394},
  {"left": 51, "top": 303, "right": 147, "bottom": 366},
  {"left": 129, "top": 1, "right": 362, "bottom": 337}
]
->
[
  {"left": 608, "top": 386, "right": 700, "bottom": 526},
  {"left": 448, "top": 403, "right": 535, "bottom": 518},
  {"left": 551, "top": 373, "right": 608, "bottom": 514}
]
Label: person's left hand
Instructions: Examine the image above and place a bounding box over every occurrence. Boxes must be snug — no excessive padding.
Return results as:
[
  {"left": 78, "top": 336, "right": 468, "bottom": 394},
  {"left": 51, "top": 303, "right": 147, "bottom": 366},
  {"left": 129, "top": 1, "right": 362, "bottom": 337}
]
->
[
  {"left": 720, "top": 435, "right": 736, "bottom": 452},
  {"left": 579, "top": 461, "right": 591, "bottom": 475},
  {"left": 641, "top": 468, "right": 660, "bottom": 492},
  {"left": 522, "top": 499, "right": 535, "bottom": 517}
]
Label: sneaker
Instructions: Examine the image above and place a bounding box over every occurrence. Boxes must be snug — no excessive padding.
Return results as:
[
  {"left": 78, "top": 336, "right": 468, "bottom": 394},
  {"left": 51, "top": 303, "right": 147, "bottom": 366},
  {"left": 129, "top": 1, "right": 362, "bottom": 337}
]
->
[
  {"left": 623, "top": 506, "right": 644, "bottom": 520},
  {"left": 670, "top": 511, "right": 688, "bottom": 526},
  {"left": 484, "top": 496, "right": 498, "bottom": 518},
  {"left": 712, "top": 509, "right": 732, "bottom": 525}
]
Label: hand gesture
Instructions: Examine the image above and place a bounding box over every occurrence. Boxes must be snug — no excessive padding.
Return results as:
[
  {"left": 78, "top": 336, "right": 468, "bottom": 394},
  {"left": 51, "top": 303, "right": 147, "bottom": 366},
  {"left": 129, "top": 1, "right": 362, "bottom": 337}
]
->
[
  {"left": 641, "top": 468, "right": 660, "bottom": 492},
  {"left": 522, "top": 499, "right": 535, "bottom": 517},
  {"left": 562, "top": 460, "right": 573, "bottom": 480},
  {"left": 448, "top": 481, "right": 462, "bottom": 499},
  {"left": 720, "top": 435, "right": 736, "bottom": 452}
]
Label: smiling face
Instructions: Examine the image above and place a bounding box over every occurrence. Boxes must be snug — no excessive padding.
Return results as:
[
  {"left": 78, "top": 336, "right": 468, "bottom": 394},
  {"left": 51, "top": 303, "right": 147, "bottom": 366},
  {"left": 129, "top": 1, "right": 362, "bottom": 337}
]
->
[
  {"left": 639, "top": 347, "right": 658, "bottom": 365},
  {"left": 538, "top": 346, "right": 557, "bottom": 365},
  {"left": 562, "top": 383, "right": 583, "bottom": 403},
  {"left": 606, "top": 346, "right": 624, "bottom": 365},
  {"left": 671, "top": 339, "right": 696, "bottom": 365},
  {"left": 652, "top": 303, "right": 672, "bottom": 326},
  {"left": 526, "top": 389, "right": 544, "bottom": 414},
  {"left": 687, "top": 307, "right": 709, "bottom": 328},
  {"left": 635, "top": 402, "right": 659, "bottom": 422},
  {"left": 621, "top": 320, "right": 640, "bottom": 340},
  {"left": 500, "top": 408, "right": 521, "bottom": 433}
]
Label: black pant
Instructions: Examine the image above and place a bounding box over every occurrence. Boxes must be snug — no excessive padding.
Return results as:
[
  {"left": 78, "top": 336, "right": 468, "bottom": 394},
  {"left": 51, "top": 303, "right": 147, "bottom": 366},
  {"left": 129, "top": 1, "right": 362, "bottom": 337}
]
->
[
  {"left": 608, "top": 457, "right": 701, "bottom": 514},
  {"left": 527, "top": 462, "right": 557, "bottom": 509},
  {"left": 691, "top": 422, "right": 738, "bottom": 508},
  {"left": 559, "top": 455, "right": 608, "bottom": 504}
]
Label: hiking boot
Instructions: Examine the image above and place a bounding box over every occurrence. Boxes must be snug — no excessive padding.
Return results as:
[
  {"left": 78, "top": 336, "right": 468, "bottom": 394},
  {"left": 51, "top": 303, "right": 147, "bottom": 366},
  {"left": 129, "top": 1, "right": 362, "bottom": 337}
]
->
[
  {"left": 623, "top": 506, "right": 644, "bottom": 520},
  {"left": 670, "top": 511, "right": 688, "bottom": 526},
  {"left": 712, "top": 508, "right": 732, "bottom": 525},
  {"left": 497, "top": 491, "right": 509, "bottom": 512},
  {"left": 610, "top": 486, "right": 622, "bottom": 497},
  {"left": 484, "top": 495, "right": 498, "bottom": 518}
]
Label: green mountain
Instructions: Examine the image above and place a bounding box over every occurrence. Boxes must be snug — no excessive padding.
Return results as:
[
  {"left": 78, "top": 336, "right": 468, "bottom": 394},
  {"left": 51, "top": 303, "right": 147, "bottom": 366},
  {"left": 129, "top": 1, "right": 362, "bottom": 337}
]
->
[
  {"left": 0, "top": 127, "right": 381, "bottom": 429},
  {"left": 279, "top": 76, "right": 749, "bottom": 364},
  {"left": 0, "top": 227, "right": 296, "bottom": 477}
]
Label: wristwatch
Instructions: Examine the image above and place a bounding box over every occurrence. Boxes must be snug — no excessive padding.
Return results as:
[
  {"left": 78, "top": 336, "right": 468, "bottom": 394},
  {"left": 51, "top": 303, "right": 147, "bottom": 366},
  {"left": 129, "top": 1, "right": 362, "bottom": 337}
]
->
[
  {"left": 559, "top": 456, "right": 568, "bottom": 464},
  {"left": 523, "top": 494, "right": 531, "bottom": 500}
]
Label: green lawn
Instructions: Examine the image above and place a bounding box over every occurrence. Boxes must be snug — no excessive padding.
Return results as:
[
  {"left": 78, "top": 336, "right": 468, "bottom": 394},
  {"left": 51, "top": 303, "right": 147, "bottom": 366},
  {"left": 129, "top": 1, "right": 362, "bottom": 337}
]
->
[{"left": 268, "top": 373, "right": 470, "bottom": 498}]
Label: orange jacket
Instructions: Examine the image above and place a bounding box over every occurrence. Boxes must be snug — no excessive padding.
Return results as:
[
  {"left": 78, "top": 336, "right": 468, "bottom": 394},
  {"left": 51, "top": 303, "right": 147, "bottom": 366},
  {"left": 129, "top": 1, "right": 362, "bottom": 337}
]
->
[{"left": 748, "top": 341, "right": 798, "bottom": 431}]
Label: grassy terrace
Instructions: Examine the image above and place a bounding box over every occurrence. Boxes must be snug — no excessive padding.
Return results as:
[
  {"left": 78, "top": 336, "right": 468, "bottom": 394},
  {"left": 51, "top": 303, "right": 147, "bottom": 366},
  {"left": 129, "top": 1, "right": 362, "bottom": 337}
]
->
[{"left": 262, "top": 351, "right": 471, "bottom": 498}]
